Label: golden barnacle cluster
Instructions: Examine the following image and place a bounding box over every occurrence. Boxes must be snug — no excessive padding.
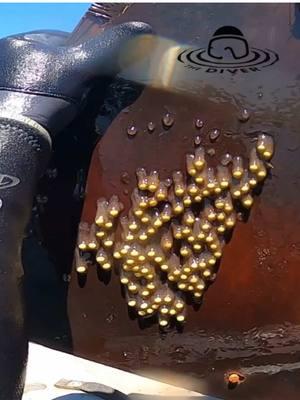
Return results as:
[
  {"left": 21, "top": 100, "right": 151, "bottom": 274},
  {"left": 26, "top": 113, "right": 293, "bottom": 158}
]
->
[
  {"left": 75, "top": 132, "right": 274, "bottom": 329},
  {"left": 76, "top": 195, "right": 123, "bottom": 273}
]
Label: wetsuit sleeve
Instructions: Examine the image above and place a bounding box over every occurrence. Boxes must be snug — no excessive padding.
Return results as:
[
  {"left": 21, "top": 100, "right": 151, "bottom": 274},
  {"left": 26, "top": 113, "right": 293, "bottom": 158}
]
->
[{"left": 0, "top": 117, "right": 51, "bottom": 400}]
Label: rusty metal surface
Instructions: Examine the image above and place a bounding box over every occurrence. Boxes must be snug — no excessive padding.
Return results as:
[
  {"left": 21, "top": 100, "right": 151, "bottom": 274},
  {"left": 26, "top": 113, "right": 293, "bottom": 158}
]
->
[{"left": 25, "top": 3, "right": 300, "bottom": 400}]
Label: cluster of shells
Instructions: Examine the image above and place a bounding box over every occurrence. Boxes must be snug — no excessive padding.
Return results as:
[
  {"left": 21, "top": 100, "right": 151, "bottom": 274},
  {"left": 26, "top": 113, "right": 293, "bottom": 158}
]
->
[{"left": 76, "top": 133, "right": 274, "bottom": 328}]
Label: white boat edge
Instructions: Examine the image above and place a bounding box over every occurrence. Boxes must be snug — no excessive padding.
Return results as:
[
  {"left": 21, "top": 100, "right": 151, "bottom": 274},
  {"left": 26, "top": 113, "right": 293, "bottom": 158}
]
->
[{"left": 23, "top": 342, "right": 221, "bottom": 400}]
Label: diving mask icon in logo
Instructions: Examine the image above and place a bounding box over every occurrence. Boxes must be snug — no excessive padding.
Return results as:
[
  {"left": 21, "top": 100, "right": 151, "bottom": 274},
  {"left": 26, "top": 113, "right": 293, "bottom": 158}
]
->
[{"left": 178, "top": 26, "right": 279, "bottom": 73}]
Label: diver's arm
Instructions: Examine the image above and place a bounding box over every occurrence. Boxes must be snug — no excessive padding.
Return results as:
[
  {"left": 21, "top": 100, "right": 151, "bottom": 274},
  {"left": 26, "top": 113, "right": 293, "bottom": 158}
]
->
[
  {"left": 0, "top": 22, "right": 153, "bottom": 399},
  {"left": 0, "top": 117, "right": 51, "bottom": 400}
]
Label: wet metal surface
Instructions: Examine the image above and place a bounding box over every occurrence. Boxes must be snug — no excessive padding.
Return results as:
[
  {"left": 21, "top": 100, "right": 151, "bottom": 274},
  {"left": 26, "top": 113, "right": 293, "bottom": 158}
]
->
[{"left": 24, "top": 3, "right": 300, "bottom": 400}]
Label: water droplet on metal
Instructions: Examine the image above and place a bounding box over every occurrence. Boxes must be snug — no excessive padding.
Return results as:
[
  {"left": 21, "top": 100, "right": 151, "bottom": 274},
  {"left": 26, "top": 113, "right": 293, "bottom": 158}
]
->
[
  {"left": 195, "top": 119, "right": 204, "bottom": 129},
  {"left": 120, "top": 171, "right": 130, "bottom": 184},
  {"left": 238, "top": 109, "right": 250, "bottom": 122},
  {"left": 127, "top": 125, "right": 138, "bottom": 137},
  {"left": 164, "top": 178, "right": 172, "bottom": 187},
  {"left": 207, "top": 148, "right": 216, "bottom": 156},
  {"left": 258, "top": 92, "right": 263, "bottom": 99},
  {"left": 194, "top": 135, "right": 202, "bottom": 146},
  {"left": 147, "top": 121, "right": 156, "bottom": 132},
  {"left": 209, "top": 128, "right": 220, "bottom": 142},
  {"left": 45, "top": 168, "right": 58, "bottom": 179},
  {"left": 221, "top": 153, "right": 232, "bottom": 166},
  {"left": 162, "top": 112, "right": 174, "bottom": 128}
]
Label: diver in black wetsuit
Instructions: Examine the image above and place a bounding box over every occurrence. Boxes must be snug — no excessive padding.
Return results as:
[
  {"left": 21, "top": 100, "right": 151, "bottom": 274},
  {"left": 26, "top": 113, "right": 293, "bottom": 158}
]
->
[{"left": 0, "top": 22, "right": 152, "bottom": 399}]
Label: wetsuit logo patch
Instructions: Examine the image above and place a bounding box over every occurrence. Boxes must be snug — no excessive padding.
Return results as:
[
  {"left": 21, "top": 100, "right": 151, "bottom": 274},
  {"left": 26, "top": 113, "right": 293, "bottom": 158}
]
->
[
  {"left": 0, "top": 174, "right": 20, "bottom": 189},
  {"left": 178, "top": 26, "right": 279, "bottom": 74}
]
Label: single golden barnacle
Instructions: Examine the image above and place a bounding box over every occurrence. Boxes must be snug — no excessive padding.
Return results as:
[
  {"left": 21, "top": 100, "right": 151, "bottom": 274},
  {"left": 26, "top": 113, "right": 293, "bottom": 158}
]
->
[
  {"left": 148, "top": 170, "right": 160, "bottom": 192},
  {"left": 202, "top": 268, "right": 212, "bottom": 278},
  {"left": 180, "top": 244, "right": 192, "bottom": 257},
  {"left": 138, "top": 230, "right": 148, "bottom": 242},
  {"left": 193, "top": 242, "right": 203, "bottom": 252},
  {"left": 95, "top": 198, "right": 109, "bottom": 227},
  {"left": 172, "top": 222, "right": 183, "bottom": 239},
  {"left": 136, "top": 167, "right": 148, "bottom": 190},
  {"left": 217, "top": 165, "right": 231, "bottom": 189},
  {"left": 204, "top": 204, "right": 217, "bottom": 222},
  {"left": 208, "top": 255, "right": 217, "bottom": 266},
  {"left": 171, "top": 197, "right": 184, "bottom": 215},
  {"left": 147, "top": 226, "right": 156, "bottom": 236},
  {"left": 173, "top": 171, "right": 186, "bottom": 197},
  {"left": 217, "top": 224, "right": 226, "bottom": 234},
  {"left": 161, "top": 229, "right": 173, "bottom": 251},
  {"left": 201, "top": 218, "right": 211, "bottom": 232},
  {"left": 249, "top": 148, "right": 261, "bottom": 173},
  {"left": 141, "top": 289, "right": 151, "bottom": 298},
  {"left": 206, "top": 167, "right": 217, "bottom": 190},
  {"left": 152, "top": 213, "right": 163, "bottom": 229},
  {"left": 231, "top": 183, "right": 242, "bottom": 199},
  {"left": 155, "top": 182, "right": 168, "bottom": 201},
  {"left": 158, "top": 315, "right": 169, "bottom": 327},
  {"left": 215, "top": 196, "right": 225, "bottom": 210},
  {"left": 154, "top": 294, "right": 163, "bottom": 304},
  {"left": 120, "top": 243, "right": 130, "bottom": 256},
  {"left": 256, "top": 161, "right": 267, "bottom": 181},
  {"left": 77, "top": 222, "right": 90, "bottom": 251},
  {"left": 240, "top": 170, "right": 251, "bottom": 194},
  {"left": 183, "top": 264, "right": 191, "bottom": 273},
  {"left": 249, "top": 174, "right": 258, "bottom": 188},
  {"left": 198, "top": 254, "right": 208, "bottom": 269},
  {"left": 120, "top": 272, "right": 129, "bottom": 285},
  {"left": 194, "top": 291, "right": 203, "bottom": 299},
  {"left": 187, "top": 182, "right": 199, "bottom": 196},
  {"left": 132, "top": 188, "right": 148, "bottom": 209},
  {"left": 154, "top": 248, "right": 165, "bottom": 263},
  {"left": 161, "top": 203, "right": 172, "bottom": 222},
  {"left": 148, "top": 196, "right": 158, "bottom": 207},
  {"left": 225, "top": 212, "right": 237, "bottom": 228},
  {"left": 75, "top": 248, "right": 88, "bottom": 274},
  {"left": 181, "top": 225, "right": 191, "bottom": 237},
  {"left": 217, "top": 212, "right": 226, "bottom": 222},
  {"left": 183, "top": 194, "right": 192, "bottom": 206},
  {"left": 256, "top": 133, "right": 274, "bottom": 160},
  {"left": 178, "top": 282, "right": 187, "bottom": 290},
  {"left": 223, "top": 193, "right": 234, "bottom": 213},
  {"left": 138, "top": 310, "right": 146, "bottom": 317},
  {"left": 113, "top": 242, "right": 123, "bottom": 259},
  {"left": 127, "top": 298, "right": 137, "bottom": 307},
  {"left": 87, "top": 224, "right": 98, "bottom": 250},
  {"left": 182, "top": 210, "right": 195, "bottom": 226},
  {"left": 96, "top": 247, "right": 107, "bottom": 264},
  {"left": 160, "top": 262, "right": 169, "bottom": 271},
  {"left": 186, "top": 154, "right": 197, "bottom": 176},
  {"left": 189, "top": 274, "right": 199, "bottom": 284},
  {"left": 160, "top": 305, "right": 169, "bottom": 315},
  {"left": 194, "top": 146, "right": 206, "bottom": 170},
  {"left": 107, "top": 195, "right": 123, "bottom": 217},
  {"left": 132, "top": 207, "right": 144, "bottom": 218},
  {"left": 194, "top": 194, "right": 203, "bottom": 203},
  {"left": 169, "top": 308, "right": 177, "bottom": 316},
  {"left": 232, "top": 156, "right": 244, "bottom": 179},
  {"left": 176, "top": 311, "right": 186, "bottom": 323},
  {"left": 128, "top": 281, "right": 139, "bottom": 293},
  {"left": 128, "top": 215, "right": 140, "bottom": 231},
  {"left": 241, "top": 193, "right": 254, "bottom": 208},
  {"left": 102, "top": 233, "right": 114, "bottom": 248},
  {"left": 174, "top": 298, "right": 185, "bottom": 310},
  {"left": 96, "top": 229, "right": 106, "bottom": 239}
]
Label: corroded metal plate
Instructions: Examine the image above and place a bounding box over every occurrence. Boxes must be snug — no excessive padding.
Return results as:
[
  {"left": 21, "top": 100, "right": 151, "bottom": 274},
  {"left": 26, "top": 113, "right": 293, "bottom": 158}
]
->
[{"left": 64, "top": 3, "right": 300, "bottom": 399}]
